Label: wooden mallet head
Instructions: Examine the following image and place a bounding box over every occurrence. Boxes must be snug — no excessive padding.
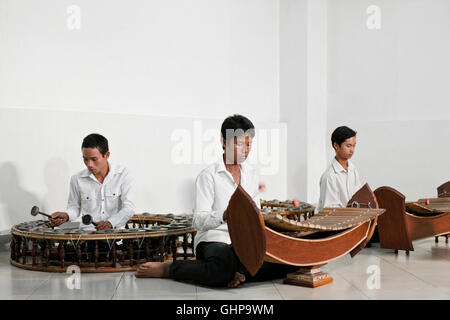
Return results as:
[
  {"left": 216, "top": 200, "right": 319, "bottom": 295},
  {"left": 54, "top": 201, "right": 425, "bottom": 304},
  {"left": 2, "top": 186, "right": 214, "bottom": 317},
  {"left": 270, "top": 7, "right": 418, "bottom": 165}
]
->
[
  {"left": 82, "top": 214, "right": 98, "bottom": 226},
  {"left": 30, "top": 206, "right": 51, "bottom": 218}
]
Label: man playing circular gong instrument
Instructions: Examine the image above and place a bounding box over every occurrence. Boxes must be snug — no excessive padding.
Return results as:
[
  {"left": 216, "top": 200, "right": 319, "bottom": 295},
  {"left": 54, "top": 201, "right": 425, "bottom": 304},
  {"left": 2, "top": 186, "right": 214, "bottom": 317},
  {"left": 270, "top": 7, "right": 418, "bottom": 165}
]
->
[
  {"left": 135, "top": 115, "right": 296, "bottom": 287},
  {"left": 50, "top": 133, "right": 135, "bottom": 230}
]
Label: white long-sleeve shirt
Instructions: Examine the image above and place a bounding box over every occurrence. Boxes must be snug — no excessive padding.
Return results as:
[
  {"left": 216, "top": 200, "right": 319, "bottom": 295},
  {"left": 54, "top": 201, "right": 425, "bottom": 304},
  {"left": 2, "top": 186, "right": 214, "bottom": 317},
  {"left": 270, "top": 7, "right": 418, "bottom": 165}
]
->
[
  {"left": 317, "top": 158, "right": 362, "bottom": 211},
  {"left": 193, "top": 157, "right": 261, "bottom": 251},
  {"left": 66, "top": 162, "right": 136, "bottom": 228}
]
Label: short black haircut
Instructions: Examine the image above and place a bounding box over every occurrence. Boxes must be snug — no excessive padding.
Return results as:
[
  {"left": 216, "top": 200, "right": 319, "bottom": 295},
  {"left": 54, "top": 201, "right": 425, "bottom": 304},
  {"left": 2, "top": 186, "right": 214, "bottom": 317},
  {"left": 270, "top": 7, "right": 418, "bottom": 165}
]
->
[
  {"left": 81, "top": 133, "right": 109, "bottom": 156},
  {"left": 331, "top": 126, "right": 357, "bottom": 149},
  {"left": 221, "top": 114, "right": 255, "bottom": 141}
]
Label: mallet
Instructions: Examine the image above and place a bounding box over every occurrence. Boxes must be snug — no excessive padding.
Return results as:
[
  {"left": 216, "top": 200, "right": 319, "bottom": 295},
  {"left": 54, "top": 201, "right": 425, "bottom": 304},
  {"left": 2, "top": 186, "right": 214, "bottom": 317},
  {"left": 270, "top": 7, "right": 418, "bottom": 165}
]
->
[
  {"left": 30, "top": 206, "right": 52, "bottom": 218},
  {"left": 82, "top": 214, "right": 98, "bottom": 227}
]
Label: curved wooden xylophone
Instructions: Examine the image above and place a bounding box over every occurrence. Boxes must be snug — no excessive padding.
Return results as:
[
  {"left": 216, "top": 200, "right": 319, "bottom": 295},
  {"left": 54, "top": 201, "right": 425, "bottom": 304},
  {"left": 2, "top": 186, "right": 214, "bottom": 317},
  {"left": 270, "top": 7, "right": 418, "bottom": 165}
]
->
[
  {"left": 374, "top": 183, "right": 450, "bottom": 255},
  {"left": 226, "top": 183, "right": 385, "bottom": 288},
  {"left": 10, "top": 213, "right": 196, "bottom": 273}
]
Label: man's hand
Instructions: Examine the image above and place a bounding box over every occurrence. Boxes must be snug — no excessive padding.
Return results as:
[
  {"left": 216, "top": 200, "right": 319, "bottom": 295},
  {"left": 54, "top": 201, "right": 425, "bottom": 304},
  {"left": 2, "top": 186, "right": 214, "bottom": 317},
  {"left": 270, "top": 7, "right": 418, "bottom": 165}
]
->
[
  {"left": 96, "top": 220, "right": 113, "bottom": 231},
  {"left": 49, "top": 212, "right": 69, "bottom": 226}
]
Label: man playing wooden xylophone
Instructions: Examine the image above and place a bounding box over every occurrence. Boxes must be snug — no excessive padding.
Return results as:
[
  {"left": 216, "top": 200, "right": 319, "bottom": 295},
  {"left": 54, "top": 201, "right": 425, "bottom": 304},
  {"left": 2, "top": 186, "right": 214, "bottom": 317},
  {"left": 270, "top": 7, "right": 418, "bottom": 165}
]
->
[
  {"left": 49, "top": 133, "right": 136, "bottom": 231},
  {"left": 136, "top": 115, "right": 297, "bottom": 287},
  {"left": 317, "top": 126, "right": 362, "bottom": 211}
]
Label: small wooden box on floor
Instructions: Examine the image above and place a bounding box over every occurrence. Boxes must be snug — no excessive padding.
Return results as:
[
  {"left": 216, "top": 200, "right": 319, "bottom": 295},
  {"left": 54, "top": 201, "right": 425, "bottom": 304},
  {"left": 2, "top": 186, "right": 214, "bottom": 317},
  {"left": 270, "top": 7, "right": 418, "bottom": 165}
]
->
[{"left": 284, "top": 266, "right": 333, "bottom": 288}]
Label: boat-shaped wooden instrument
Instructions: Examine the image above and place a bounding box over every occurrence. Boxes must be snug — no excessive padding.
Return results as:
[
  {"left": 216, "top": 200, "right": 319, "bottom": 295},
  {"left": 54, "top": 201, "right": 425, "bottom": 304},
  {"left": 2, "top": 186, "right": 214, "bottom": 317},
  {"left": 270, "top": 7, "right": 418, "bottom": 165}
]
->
[
  {"left": 226, "top": 183, "right": 385, "bottom": 288},
  {"left": 375, "top": 181, "right": 450, "bottom": 254}
]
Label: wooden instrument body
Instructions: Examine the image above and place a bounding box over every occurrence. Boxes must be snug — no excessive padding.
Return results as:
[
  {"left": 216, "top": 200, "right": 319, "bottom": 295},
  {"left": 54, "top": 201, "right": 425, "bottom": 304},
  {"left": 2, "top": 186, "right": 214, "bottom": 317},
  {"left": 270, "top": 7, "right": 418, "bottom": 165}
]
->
[
  {"left": 10, "top": 214, "right": 196, "bottom": 273},
  {"left": 227, "top": 183, "right": 381, "bottom": 287},
  {"left": 374, "top": 185, "right": 450, "bottom": 252},
  {"left": 436, "top": 181, "right": 450, "bottom": 242},
  {"left": 437, "top": 181, "right": 450, "bottom": 198},
  {"left": 264, "top": 220, "right": 373, "bottom": 266},
  {"left": 406, "top": 212, "right": 450, "bottom": 241},
  {"left": 264, "top": 183, "right": 378, "bottom": 265}
]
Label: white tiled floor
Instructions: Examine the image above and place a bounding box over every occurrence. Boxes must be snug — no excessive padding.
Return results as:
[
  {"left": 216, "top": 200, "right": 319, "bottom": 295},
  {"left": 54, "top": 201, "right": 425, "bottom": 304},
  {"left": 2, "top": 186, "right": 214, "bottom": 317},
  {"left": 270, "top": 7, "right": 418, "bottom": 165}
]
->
[{"left": 1, "top": 238, "right": 450, "bottom": 300}]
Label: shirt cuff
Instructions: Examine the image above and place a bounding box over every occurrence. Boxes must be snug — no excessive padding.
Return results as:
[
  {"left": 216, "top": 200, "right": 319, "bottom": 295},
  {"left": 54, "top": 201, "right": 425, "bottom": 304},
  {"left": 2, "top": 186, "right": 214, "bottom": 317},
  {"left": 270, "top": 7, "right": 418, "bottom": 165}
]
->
[
  {"left": 215, "top": 209, "right": 225, "bottom": 225},
  {"left": 107, "top": 219, "right": 116, "bottom": 229},
  {"left": 66, "top": 209, "right": 79, "bottom": 222},
  {"left": 107, "top": 216, "right": 120, "bottom": 229},
  {"left": 193, "top": 209, "right": 225, "bottom": 231},
  {"left": 108, "top": 209, "right": 134, "bottom": 229}
]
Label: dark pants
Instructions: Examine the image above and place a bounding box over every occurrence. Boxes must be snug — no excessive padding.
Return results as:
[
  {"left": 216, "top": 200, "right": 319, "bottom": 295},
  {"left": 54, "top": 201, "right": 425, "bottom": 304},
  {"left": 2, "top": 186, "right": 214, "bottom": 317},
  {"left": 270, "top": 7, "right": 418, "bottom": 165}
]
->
[{"left": 169, "top": 241, "right": 298, "bottom": 287}]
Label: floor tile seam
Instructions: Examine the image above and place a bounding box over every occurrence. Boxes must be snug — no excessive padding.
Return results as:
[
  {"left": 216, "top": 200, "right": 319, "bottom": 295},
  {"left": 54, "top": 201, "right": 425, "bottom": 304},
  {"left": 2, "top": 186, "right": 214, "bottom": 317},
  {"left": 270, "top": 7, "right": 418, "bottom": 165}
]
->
[
  {"left": 110, "top": 272, "right": 125, "bottom": 300},
  {"left": 26, "top": 275, "right": 52, "bottom": 299},
  {"left": 334, "top": 250, "right": 430, "bottom": 298},
  {"left": 376, "top": 252, "right": 441, "bottom": 289},
  {"left": 333, "top": 269, "right": 373, "bottom": 300},
  {"left": 415, "top": 244, "right": 450, "bottom": 261},
  {"left": 271, "top": 280, "right": 285, "bottom": 300}
]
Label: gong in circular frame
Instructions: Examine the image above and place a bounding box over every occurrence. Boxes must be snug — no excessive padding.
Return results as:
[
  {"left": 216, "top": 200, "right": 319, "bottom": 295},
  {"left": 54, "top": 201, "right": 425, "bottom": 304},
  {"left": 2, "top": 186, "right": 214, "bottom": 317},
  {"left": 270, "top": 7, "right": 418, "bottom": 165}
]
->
[{"left": 10, "top": 213, "right": 196, "bottom": 273}]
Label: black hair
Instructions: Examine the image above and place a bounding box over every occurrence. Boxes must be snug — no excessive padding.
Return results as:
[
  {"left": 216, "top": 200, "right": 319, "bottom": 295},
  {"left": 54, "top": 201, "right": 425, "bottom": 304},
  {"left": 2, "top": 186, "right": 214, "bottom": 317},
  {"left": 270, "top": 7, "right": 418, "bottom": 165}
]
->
[
  {"left": 221, "top": 114, "right": 255, "bottom": 141},
  {"left": 331, "top": 126, "right": 357, "bottom": 149},
  {"left": 81, "top": 133, "right": 109, "bottom": 156}
]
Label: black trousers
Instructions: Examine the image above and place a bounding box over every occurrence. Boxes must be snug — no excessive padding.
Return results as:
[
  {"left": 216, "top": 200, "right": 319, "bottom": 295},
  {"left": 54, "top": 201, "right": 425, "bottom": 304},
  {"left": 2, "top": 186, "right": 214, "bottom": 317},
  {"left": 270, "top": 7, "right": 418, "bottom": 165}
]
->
[{"left": 169, "top": 241, "right": 299, "bottom": 287}]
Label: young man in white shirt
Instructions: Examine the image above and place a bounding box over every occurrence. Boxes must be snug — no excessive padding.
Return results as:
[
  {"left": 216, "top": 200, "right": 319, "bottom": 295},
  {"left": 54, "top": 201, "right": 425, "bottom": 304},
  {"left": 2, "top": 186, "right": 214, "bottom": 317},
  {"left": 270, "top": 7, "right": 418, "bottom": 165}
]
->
[
  {"left": 49, "top": 133, "right": 135, "bottom": 230},
  {"left": 136, "top": 115, "right": 296, "bottom": 287},
  {"left": 317, "top": 126, "right": 362, "bottom": 211}
]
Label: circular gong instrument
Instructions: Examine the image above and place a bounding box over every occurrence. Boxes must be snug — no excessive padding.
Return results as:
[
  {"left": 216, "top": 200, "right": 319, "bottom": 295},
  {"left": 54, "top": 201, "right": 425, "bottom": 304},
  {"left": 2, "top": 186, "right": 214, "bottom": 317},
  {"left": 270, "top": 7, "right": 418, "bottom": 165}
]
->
[{"left": 10, "top": 212, "right": 196, "bottom": 273}]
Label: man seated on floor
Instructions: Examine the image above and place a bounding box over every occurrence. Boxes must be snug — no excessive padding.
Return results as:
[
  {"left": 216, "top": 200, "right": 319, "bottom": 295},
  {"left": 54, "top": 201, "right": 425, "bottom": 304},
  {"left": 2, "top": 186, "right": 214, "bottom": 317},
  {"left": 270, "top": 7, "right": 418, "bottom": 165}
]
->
[
  {"left": 135, "top": 114, "right": 297, "bottom": 287},
  {"left": 317, "top": 126, "right": 362, "bottom": 211},
  {"left": 49, "top": 133, "right": 135, "bottom": 230}
]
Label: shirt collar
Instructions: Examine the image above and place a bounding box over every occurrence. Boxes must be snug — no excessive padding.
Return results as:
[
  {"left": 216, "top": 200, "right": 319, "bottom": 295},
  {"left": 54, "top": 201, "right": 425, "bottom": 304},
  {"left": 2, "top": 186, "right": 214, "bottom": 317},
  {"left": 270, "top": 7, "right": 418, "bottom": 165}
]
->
[
  {"left": 215, "top": 157, "right": 227, "bottom": 173},
  {"left": 80, "top": 161, "right": 122, "bottom": 180},
  {"left": 332, "top": 157, "right": 354, "bottom": 173}
]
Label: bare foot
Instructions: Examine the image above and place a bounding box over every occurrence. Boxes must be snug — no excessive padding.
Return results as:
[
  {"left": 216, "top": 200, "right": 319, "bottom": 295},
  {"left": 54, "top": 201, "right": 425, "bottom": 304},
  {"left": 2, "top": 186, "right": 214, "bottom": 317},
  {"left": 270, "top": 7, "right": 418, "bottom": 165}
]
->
[
  {"left": 227, "top": 272, "right": 246, "bottom": 288},
  {"left": 135, "top": 261, "right": 172, "bottom": 278}
]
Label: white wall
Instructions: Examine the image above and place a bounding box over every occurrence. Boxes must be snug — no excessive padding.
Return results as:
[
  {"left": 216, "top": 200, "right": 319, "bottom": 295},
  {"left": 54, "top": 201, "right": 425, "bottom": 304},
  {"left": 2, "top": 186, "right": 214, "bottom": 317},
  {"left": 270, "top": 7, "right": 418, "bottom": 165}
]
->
[
  {"left": 0, "top": 0, "right": 279, "bottom": 122},
  {"left": 306, "top": 0, "right": 327, "bottom": 203},
  {"left": 279, "top": 0, "right": 308, "bottom": 201},
  {"left": 0, "top": 0, "right": 287, "bottom": 232},
  {"left": 279, "top": 0, "right": 327, "bottom": 204},
  {"left": 327, "top": 0, "right": 450, "bottom": 200}
]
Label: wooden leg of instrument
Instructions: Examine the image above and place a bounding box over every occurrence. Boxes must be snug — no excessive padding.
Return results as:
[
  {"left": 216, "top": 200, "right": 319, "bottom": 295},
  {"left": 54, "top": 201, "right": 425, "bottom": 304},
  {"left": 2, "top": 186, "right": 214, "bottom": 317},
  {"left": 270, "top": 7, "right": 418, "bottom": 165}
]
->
[
  {"left": 10, "top": 237, "right": 15, "bottom": 261},
  {"left": 21, "top": 238, "right": 27, "bottom": 265},
  {"left": 94, "top": 241, "right": 99, "bottom": 269},
  {"left": 283, "top": 265, "right": 333, "bottom": 288},
  {"left": 59, "top": 241, "right": 66, "bottom": 269},
  {"left": 405, "top": 250, "right": 409, "bottom": 256},
  {"left": 15, "top": 236, "right": 22, "bottom": 264},
  {"left": 435, "top": 236, "right": 439, "bottom": 243},
  {"left": 158, "top": 237, "right": 165, "bottom": 262},
  {"left": 145, "top": 239, "right": 151, "bottom": 262},
  {"left": 128, "top": 242, "right": 134, "bottom": 266},
  {"left": 171, "top": 236, "right": 177, "bottom": 262},
  {"left": 394, "top": 250, "right": 398, "bottom": 254},
  {"left": 32, "top": 239, "right": 37, "bottom": 266},
  {"left": 190, "top": 232, "right": 196, "bottom": 258},
  {"left": 446, "top": 235, "right": 449, "bottom": 244},
  {"left": 182, "top": 234, "right": 188, "bottom": 260}
]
